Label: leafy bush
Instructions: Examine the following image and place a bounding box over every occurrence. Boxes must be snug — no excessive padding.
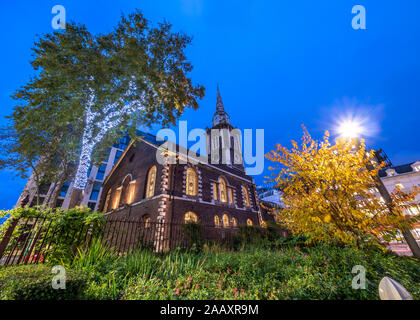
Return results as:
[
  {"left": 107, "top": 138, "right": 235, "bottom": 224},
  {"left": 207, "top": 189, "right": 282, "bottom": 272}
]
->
[
  {"left": 2, "top": 231, "right": 419, "bottom": 300},
  {"left": 0, "top": 206, "right": 105, "bottom": 265},
  {"left": 181, "top": 222, "right": 204, "bottom": 252},
  {"left": 122, "top": 244, "right": 420, "bottom": 300},
  {"left": 0, "top": 264, "right": 87, "bottom": 300}
]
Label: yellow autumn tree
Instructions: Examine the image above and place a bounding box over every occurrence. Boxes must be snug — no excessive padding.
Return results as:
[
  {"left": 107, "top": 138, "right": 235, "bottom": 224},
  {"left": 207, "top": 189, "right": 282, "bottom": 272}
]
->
[{"left": 266, "top": 126, "right": 419, "bottom": 246}]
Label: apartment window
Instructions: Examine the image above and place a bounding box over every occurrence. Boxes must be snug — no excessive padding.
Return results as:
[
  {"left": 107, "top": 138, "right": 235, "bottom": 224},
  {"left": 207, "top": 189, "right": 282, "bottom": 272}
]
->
[
  {"left": 113, "top": 135, "right": 130, "bottom": 150},
  {"left": 242, "top": 185, "right": 250, "bottom": 207},
  {"left": 89, "top": 182, "right": 102, "bottom": 201},
  {"left": 55, "top": 199, "right": 64, "bottom": 208},
  {"left": 186, "top": 167, "right": 198, "bottom": 196},
  {"left": 39, "top": 182, "right": 50, "bottom": 195},
  {"left": 114, "top": 150, "right": 123, "bottom": 165},
  {"left": 87, "top": 202, "right": 96, "bottom": 210},
  {"left": 145, "top": 166, "right": 157, "bottom": 198},
  {"left": 246, "top": 218, "right": 253, "bottom": 226},
  {"left": 59, "top": 180, "right": 70, "bottom": 198},
  {"left": 184, "top": 211, "right": 198, "bottom": 223},
  {"left": 214, "top": 215, "right": 221, "bottom": 228},
  {"left": 96, "top": 164, "right": 107, "bottom": 181},
  {"left": 395, "top": 183, "right": 404, "bottom": 190},
  {"left": 218, "top": 177, "right": 228, "bottom": 203}
]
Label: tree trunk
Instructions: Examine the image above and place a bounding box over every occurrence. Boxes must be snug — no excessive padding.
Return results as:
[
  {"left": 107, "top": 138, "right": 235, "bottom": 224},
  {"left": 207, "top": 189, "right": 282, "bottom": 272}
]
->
[
  {"left": 374, "top": 174, "right": 420, "bottom": 259},
  {"left": 46, "top": 173, "right": 67, "bottom": 208},
  {"left": 402, "top": 228, "right": 420, "bottom": 259},
  {"left": 68, "top": 188, "right": 84, "bottom": 209}
]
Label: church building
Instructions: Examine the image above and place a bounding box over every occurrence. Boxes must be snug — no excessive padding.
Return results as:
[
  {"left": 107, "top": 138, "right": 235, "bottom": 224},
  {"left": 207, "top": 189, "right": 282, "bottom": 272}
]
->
[{"left": 98, "top": 88, "right": 264, "bottom": 237}]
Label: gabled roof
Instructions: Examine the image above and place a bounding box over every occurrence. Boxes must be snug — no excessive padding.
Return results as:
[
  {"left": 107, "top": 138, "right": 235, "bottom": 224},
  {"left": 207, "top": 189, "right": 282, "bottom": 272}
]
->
[{"left": 103, "top": 129, "right": 253, "bottom": 186}]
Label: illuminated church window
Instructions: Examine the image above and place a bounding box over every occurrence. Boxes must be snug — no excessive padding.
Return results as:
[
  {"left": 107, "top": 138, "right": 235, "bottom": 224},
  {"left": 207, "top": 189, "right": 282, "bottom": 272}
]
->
[
  {"left": 145, "top": 166, "right": 157, "bottom": 198},
  {"left": 186, "top": 167, "right": 198, "bottom": 196}
]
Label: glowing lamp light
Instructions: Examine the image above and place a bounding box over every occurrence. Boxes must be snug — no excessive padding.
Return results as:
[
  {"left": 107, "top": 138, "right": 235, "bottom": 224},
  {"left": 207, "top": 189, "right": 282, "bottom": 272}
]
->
[{"left": 337, "top": 120, "right": 364, "bottom": 139}]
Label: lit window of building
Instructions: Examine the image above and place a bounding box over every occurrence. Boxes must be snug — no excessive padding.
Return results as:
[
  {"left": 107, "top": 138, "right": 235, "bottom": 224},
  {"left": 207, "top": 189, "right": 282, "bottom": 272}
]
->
[
  {"left": 186, "top": 168, "right": 198, "bottom": 196},
  {"left": 145, "top": 166, "right": 157, "bottom": 198},
  {"left": 142, "top": 214, "right": 151, "bottom": 229},
  {"left": 214, "top": 215, "right": 221, "bottom": 227},
  {"left": 113, "top": 186, "right": 122, "bottom": 209},
  {"left": 218, "top": 177, "right": 228, "bottom": 202},
  {"left": 242, "top": 185, "right": 250, "bottom": 207},
  {"left": 228, "top": 187, "right": 234, "bottom": 204},
  {"left": 212, "top": 182, "right": 218, "bottom": 201},
  {"left": 222, "top": 214, "right": 230, "bottom": 228},
  {"left": 184, "top": 211, "right": 198, "bottom": 223},
  {"left": 127, "top": 180, "right": 136, "bottom": 204},
  {"left": 232, "top": 217, "right": 238, "bottom": 228}
]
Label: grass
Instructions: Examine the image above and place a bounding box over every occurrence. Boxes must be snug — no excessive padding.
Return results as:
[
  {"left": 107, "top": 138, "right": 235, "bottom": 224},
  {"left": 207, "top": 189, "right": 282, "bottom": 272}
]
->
[{"left": 1, "top": 240, "right": 420, "bottom": 300}]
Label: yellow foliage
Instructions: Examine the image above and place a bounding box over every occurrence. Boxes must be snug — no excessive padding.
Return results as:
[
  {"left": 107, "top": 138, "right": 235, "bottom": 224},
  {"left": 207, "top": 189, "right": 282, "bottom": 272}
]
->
[{"left": 266, "top": 126, "right": 419, "bottom": 245}]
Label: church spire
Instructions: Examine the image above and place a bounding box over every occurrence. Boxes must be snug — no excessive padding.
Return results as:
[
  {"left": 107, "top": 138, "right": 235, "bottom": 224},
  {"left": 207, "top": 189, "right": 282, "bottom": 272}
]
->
[
  {"left": 216, "top": 84, "right": 225, "bottom": 113},
  {"left": 212, "top": 85, "right": 231, "bottom": 128}
]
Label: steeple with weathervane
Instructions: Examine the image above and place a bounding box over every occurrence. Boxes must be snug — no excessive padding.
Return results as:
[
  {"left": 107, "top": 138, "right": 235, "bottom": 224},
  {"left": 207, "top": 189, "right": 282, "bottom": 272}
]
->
[
  {"left": 207, "top": 86, "right": 244, "bottom": 171},
  {"left": 212, "top": 85, "right": 233, "bottom": 130}
]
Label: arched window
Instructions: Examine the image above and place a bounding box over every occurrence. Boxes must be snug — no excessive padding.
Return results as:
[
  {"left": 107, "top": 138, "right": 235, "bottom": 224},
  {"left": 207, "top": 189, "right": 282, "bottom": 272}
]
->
[
  {"left": 246, "top": 218, "right": 253, "bottom": 226},
  {"left": 242, "top": 185, "right": 250, "bottom": 207},
  {"left": 186, "top": 167, "right": 198, "bottom": 196},
  {"left": 104, "top": 189, "right": 112, "bottom": 212},
  {"left": 142, "top": 214, "right": 151, "bottom": 229},
  {"left": 184, "top": 211, "right": 198, "bottom": 223},
  {"left": 121, "top": 175, "right": 132, "bottom": 205},
  {"left": 113, "top": 186, "right": 122, "bottom": 209},
  {"left": 127, "top": 180, "right": 136, "bottom": 204},
  {"left": 214, "top": 215, "right": 221, "bottom": 228},
  {"left": 218, "top": 177, "right": 228, "bottom": 203},
  {"left": 222, "top": 214, "right": 230, "bottom": 228},
  {"left": 232, "top": 217, "right": 238, "bottom": 228},
  {"left": 212, "top": 182, "right": 218, "bottom": 201},
  {"left": 228, "top": 187, "right": 234, "bottom": 204},
  {"left": 145, "top": 166, "right": 157, "bottom": 198}
]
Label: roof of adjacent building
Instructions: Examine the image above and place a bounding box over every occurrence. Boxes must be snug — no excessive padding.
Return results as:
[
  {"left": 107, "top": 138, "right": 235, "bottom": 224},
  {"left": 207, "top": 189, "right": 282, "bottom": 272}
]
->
[{"left": 379, "top": 162, "right": 416, "bottom": 177}]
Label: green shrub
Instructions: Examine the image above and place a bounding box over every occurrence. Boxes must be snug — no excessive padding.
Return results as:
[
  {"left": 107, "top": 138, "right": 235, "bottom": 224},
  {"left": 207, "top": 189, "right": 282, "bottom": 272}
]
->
[
  {"left": 121, "top": 244, "right": 420, "bottom": 300},
  {"left": 0, "top": 264, "right": 87, "bottom": 300},
  {"left": 181, "top": 222, "right": 204, "bottom": 252},
  {"left": 0, "top": 206, "right": 106, "bottom": 266}
]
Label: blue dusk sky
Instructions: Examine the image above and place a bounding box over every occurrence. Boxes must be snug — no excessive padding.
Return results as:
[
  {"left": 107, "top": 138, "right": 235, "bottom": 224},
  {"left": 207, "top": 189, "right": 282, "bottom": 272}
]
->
[{"left": 0, "top": 0, "right": 419, "bottom": 209}]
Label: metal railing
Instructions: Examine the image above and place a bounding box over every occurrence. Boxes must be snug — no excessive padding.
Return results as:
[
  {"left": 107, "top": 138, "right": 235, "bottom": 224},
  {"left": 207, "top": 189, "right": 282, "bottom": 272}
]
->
[{"left": 0, "top": 216, "right": 244, "bottom": 266}]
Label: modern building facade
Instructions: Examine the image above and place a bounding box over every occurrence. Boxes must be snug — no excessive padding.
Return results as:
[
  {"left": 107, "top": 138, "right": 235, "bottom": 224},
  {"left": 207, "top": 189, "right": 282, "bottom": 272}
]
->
[
  {"left": 379, "top": 161, "right": 420, "bottom": 255},
  {"left": 256, "top": 185, "right": 282, "bottom": 206},
  {"left": 16, "top": 136, "right": 130, "bottom": 211}
]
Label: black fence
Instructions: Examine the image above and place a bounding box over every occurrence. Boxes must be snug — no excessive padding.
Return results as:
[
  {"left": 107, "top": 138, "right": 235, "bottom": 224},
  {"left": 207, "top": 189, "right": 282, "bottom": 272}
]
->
[{"left": 0, "top": 216, "right": 249, "bottom": 267}]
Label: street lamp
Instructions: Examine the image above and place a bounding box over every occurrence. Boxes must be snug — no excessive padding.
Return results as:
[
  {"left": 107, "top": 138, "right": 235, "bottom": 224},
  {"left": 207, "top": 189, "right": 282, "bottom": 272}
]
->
[{"left": 337, "top": 119, "right": 364, "bottom": 139}]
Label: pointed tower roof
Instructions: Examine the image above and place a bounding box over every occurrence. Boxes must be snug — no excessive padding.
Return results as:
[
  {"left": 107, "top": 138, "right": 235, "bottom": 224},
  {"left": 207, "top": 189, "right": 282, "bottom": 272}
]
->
[
  {"left": 212, "top": 85, "right": 232, "bottom": 129},
  {"left": 216, "top": 84, "right": 225, "bottom": 113}
]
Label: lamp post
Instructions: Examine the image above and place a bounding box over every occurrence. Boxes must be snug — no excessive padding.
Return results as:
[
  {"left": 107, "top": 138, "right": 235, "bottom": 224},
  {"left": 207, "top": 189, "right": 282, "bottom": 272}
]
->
[{"left": 337, "top": 120, "right": 420, "bottom": 259}]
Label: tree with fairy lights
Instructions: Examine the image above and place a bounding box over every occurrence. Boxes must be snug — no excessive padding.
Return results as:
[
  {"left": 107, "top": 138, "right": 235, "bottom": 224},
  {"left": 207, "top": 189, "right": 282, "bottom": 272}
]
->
[{"left": 1, "top": 10, "right": 204, "bottom": 207}]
